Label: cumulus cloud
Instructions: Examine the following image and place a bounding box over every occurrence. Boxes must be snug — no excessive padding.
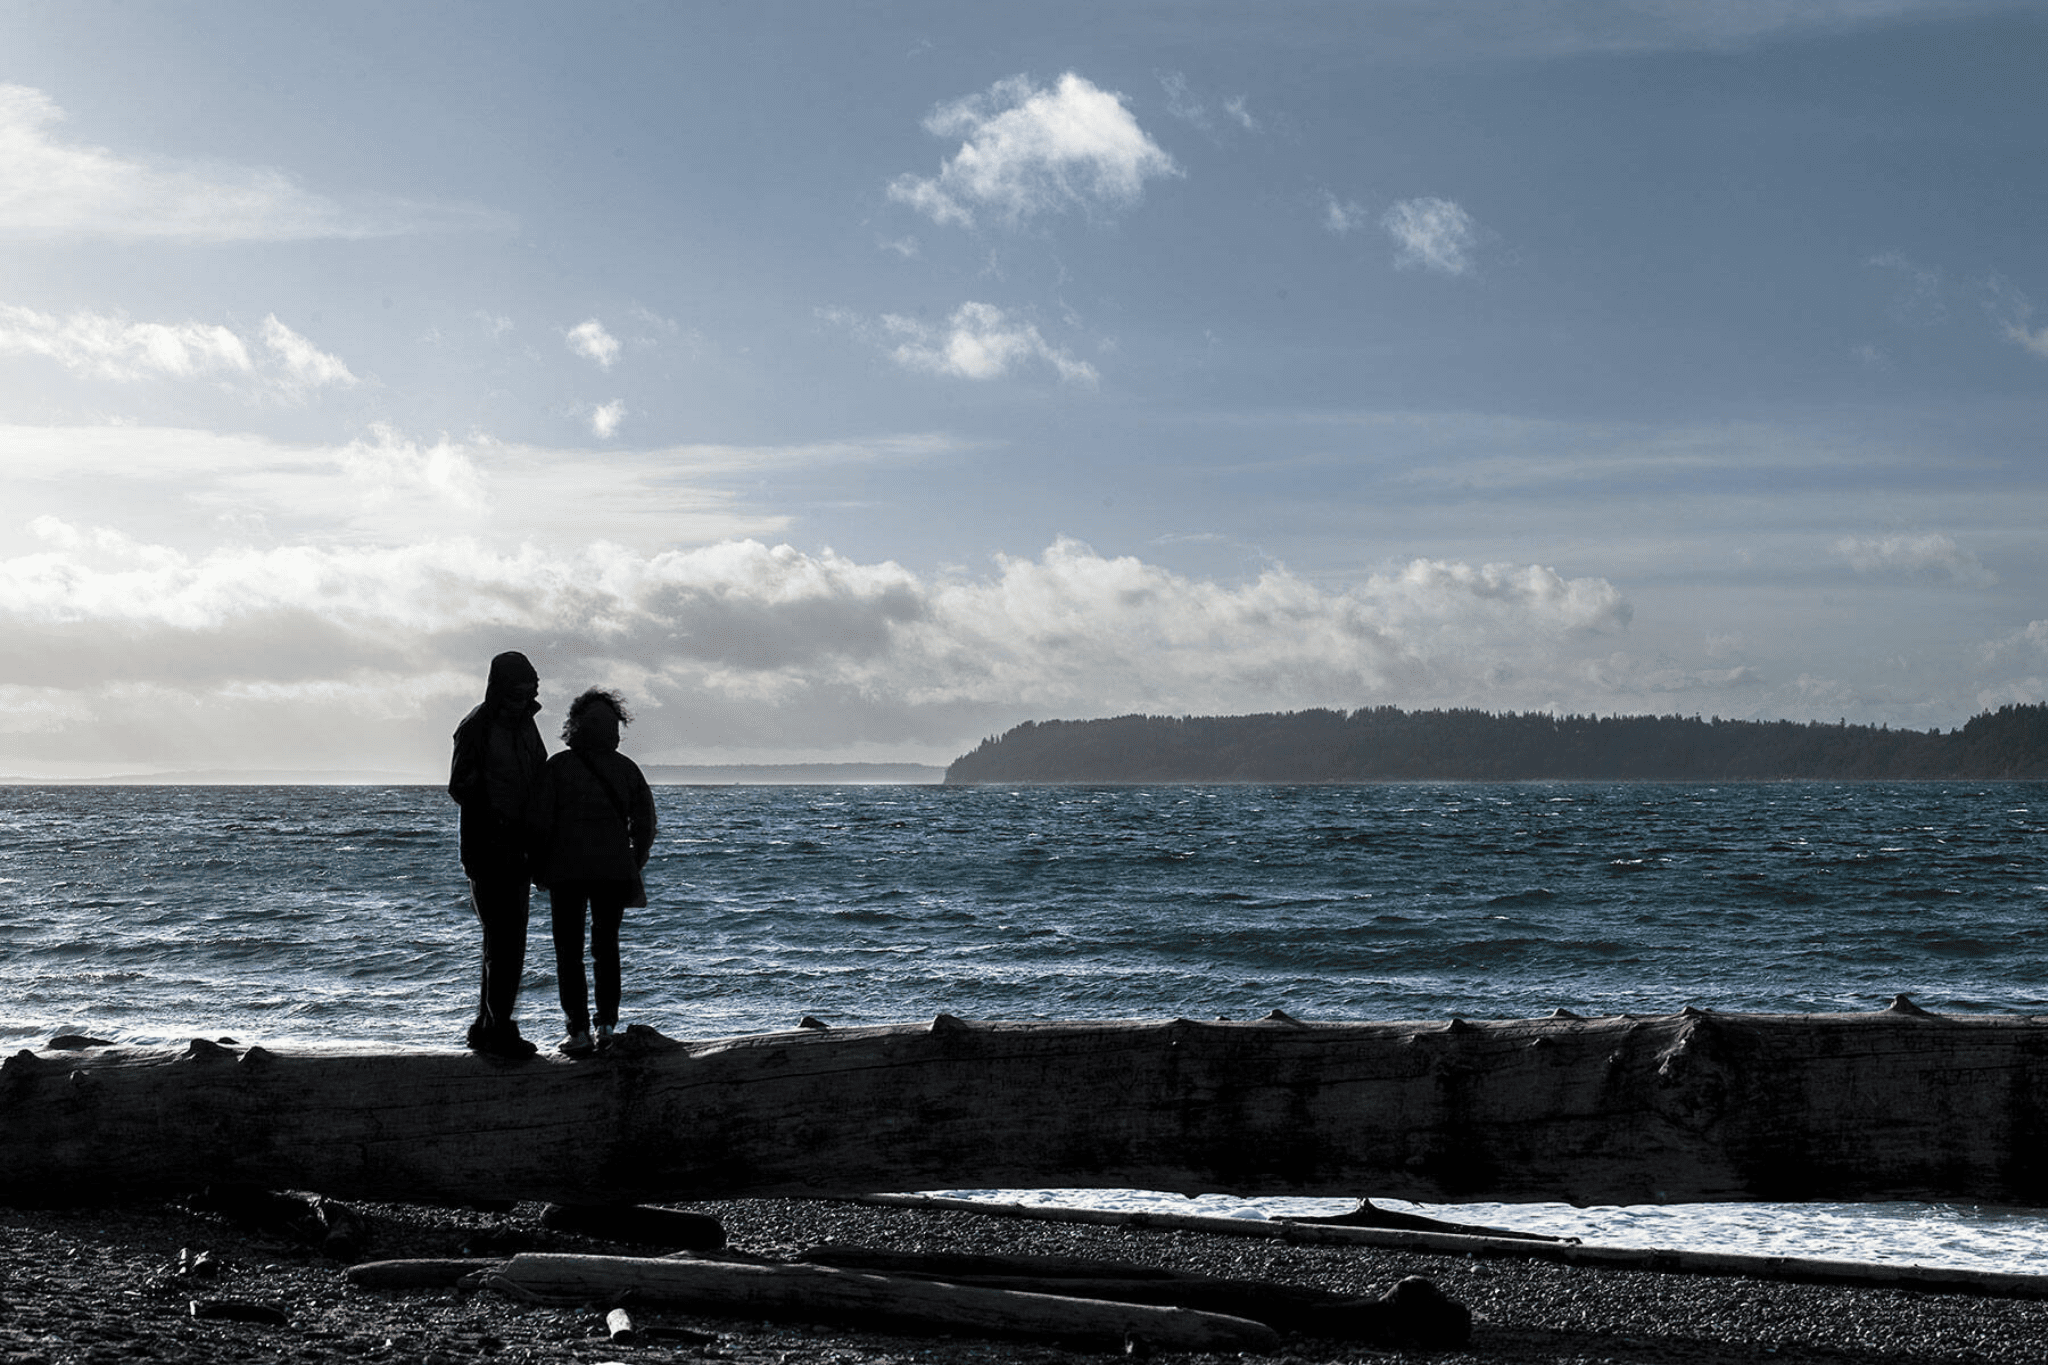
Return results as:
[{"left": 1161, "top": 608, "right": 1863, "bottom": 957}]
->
[
  {"left": 336, "top": 424, "right": 488, "bottom": 515},
  {"left": 590, "top": 399, "right": 626, "bottom": 439},
  {"left": 0, "top": 84, "right": 502, "bottom": 241},
  {"left": 0, "top": 303, "right": 249, "bottom": 381},
  {"left": 0, "top": 529, "right": 1634, "bottom": 770},
  {"left": 888, "top": 72, "right": 1180, "bottom": 229},
  {"left": 1833, "top": 532, "right": 1995, "bottom": 587},
  {"left": 566, "top": 319, "right": 620, "bottom": 369},
  {"left": 1980, "top": 619, "right": 2048, "bottom": 664},
  {"left": 0, "top": 303, "right": 355, "bottom": 400},
  {"left": 849, "top": 302, "right": 1099, "bottom": 385},
  {"left": 1382, "top": 197, "right": 1477, "bottom": 275}
]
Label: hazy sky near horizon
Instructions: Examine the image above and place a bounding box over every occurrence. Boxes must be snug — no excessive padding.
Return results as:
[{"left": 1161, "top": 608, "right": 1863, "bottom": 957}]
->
[{"left": 3, "top": 1, "right": 2045, "bottom": 776}]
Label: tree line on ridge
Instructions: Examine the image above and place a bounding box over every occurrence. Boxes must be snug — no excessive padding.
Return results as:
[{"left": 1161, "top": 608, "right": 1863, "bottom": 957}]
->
[{"left": 942, "top": 703, "right": 2048, "bottom": 784}]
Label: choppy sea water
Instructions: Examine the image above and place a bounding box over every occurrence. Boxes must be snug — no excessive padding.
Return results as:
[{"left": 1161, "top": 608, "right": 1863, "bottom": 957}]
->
[{"left": 2, "top": 780, "right": 2044, "bottom": 1272}]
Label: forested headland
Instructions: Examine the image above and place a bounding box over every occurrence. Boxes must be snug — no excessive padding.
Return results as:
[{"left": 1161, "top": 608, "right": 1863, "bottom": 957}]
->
[{"left": 943, "top": 703, "right": 2048, "bottom": 784}]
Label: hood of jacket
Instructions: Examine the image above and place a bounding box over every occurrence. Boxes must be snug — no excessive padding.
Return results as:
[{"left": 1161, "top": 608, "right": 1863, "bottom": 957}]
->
[{"left": 483, "top": 651, "right": 541, "bottom": 716}]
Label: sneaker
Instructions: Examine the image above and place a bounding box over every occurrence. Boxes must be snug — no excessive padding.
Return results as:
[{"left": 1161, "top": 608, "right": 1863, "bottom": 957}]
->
[
  {"left": 473, "top": 1026, "right": 537, "bottom": 1060},
  {"left": 560, "top": 1027, "right": 594, "bottom": 1056},
  {"left": 595, "top": 1023, "right": 616, "bottom": 1048}
]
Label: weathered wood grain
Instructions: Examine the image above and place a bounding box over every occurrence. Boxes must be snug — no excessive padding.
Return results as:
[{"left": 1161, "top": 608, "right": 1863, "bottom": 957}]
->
[{"left": 5, "top": 1003, "right": 2046, "bottom": 1208}]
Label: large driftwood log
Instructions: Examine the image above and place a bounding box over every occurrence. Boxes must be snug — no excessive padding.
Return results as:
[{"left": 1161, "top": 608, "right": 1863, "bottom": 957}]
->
[{"left": 5, "top": 1003, "right": 2048, "bottom": 1208}]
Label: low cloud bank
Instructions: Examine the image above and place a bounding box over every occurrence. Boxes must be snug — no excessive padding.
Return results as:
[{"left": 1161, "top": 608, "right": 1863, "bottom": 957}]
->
[{"left": 0, "top": 532, "right": 1634, "bottom": 772}]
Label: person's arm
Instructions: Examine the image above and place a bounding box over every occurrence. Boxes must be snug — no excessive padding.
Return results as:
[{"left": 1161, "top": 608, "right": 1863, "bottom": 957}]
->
[{"left": 448, "top": 712, "right": 487, "bottom": 807}]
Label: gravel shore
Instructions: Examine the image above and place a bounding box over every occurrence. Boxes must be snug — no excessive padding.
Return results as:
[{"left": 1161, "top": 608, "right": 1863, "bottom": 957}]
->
[{"left": 3, "top": 1194, "right": 2044, "bottom": 1365}]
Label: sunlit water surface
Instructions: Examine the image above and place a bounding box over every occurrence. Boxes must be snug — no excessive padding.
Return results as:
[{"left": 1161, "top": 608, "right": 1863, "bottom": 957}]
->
[{"left": 3, "top": 781, "right": 2044, "bottom": 1273}]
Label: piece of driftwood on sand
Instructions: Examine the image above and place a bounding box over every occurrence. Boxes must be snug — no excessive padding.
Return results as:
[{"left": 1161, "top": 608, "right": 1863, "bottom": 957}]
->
[
  {"left": 5, "top": 1000, "right": 2047, "bottom": 1209},
  {"left": 791, "top": 1244, "right": 1473, "bottom": 1343},
  {"left": 471, "top": 1252, "right": 1285, "bottom": 1352}
]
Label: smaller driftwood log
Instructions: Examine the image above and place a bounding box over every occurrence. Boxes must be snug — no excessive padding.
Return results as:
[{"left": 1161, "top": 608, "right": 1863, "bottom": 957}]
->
[
  {"left": 795, "top": 1245, "right": 1470, "bottom": 1345},
  {"left": 477, "top": 1253, "right": 1284, "bottom": 1352}
]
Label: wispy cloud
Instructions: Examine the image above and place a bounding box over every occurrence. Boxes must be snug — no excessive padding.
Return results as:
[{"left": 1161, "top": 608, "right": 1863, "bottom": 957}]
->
[
  {"left": 1158, "top": 71, "right": 1209, "bottom": 130},
  {"left": 1382, "top": 197, "right": 1477, "bottom": 275},
  {"left": 590, "top": 399, "right": 626, "bottom": 439},
  {"left": 0, "top": 304, "right": 355, "bottom": 400},
  {"left": 888, "top": 72, "right": 1180, "bottom": 230},
  {"left": 0, "top": 421, "right": 967, "bottom": 563},
  {"left": 1866, "top": 251, "right": 1947, "bottom": 325},
  {"left": 1323, "top": 192, "right": 1369, "bottom": 236},
  {"left": 1157, "top": 74, "right": 1258, "bottom": 136},
  {"left": 566, "top": 318, "right": 621, "bottom": 369},
  {"left": 1987, "top": 276, "right": 2048, "bottom": 360},
  {"left": 1834, "top": 531, "right": 1995, "bottom": 587},
  {"left": 261, "top": 316, "right": 358, "bottom": 398},
  {"left": 0, "top": 84, "right": 505, "bottom": 241},
  {"left": 628, "top": 306, "right": 678, "bottom": 340},
  {"left": 829, "top": 301, "right": 1098, "bottom": 385},
  {"left": 1303, "top": 2, "right": 1984, "bottom": 62}
]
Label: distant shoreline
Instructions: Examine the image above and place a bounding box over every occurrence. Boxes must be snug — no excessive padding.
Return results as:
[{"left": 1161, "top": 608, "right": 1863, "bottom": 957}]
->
[
  {"left": 944, "top": 704, "right": 2048, "bottom": 784},
  {"left": 0, "top": 762, "right": 948, "bottom": 787}
]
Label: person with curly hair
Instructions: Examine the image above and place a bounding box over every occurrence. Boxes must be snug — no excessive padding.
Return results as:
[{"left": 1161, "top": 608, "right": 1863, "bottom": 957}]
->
[{"left": 525, "top": 687, "right": 657, "bottom": 1054}]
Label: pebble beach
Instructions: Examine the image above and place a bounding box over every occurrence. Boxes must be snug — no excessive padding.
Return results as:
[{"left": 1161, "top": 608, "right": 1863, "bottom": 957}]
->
[{"left": 5, "top": 1194, "right": 2047, "bottom": 1365}]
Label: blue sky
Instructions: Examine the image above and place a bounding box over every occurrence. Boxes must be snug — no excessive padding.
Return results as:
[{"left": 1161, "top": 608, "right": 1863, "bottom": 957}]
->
[{"left": 2, "top": 1, "right": 2044, "bottom": 776}]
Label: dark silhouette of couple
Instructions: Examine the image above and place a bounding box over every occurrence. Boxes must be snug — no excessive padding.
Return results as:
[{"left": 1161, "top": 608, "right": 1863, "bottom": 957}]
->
[{"left": 447, "top": 651, "right": 657, "bottom": 1059}]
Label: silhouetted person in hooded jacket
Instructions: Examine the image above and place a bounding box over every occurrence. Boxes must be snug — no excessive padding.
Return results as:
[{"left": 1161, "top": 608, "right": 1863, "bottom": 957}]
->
[
  {"left": 526, "top": 687, "right": 656, "bottom": 1055},
  {"left": 448, "top": 651, "right": 548, "bottom": 1058}
]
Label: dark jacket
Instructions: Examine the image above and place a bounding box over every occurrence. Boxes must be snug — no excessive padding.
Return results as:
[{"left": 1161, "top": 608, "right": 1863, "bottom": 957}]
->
[
  {"left": 527, "top": 740, "right": 657, "bottom": 897},
  {"left": 448, "top": 652, "right": 548, "bottom": 879}
]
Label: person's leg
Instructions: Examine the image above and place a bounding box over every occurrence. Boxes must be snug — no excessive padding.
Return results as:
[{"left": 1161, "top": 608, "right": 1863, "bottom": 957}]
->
[
  {"left": 470, "top": 874, "right": 530, "bottom": 1039},
  {"left": 590, "top": 892, "right": 626, "bottom": 1028},
  {"left": 549, "top": 884, "right": 591, "bottom": 1034}
]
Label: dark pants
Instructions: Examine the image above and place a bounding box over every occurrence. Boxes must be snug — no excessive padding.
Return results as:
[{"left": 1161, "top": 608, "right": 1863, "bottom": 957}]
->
[
  {"left": 550, "top": 881, "right": 630, "bottom": 1030},
  {"left": 469, "top": 873, "right": 530, "bottom": 1034}
]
